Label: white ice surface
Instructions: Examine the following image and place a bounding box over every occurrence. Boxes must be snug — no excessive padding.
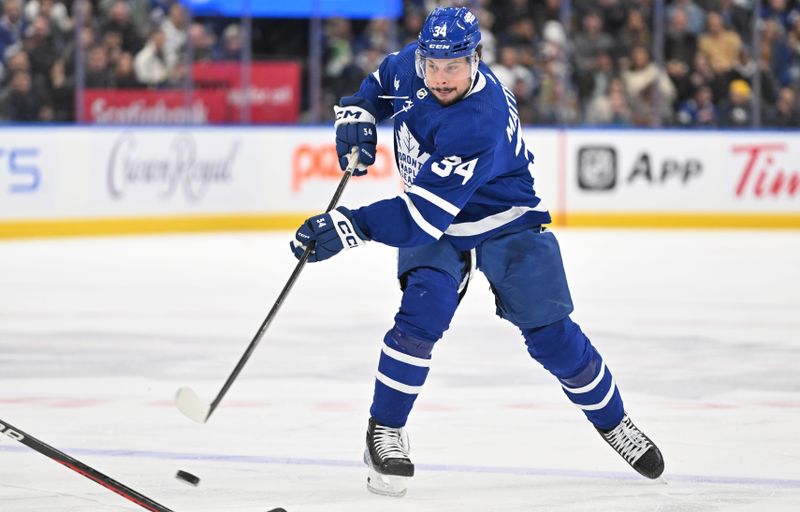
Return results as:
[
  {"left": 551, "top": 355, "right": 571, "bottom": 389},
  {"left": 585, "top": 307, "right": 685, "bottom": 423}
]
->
[{"left": 1, "top": 229, "right": 799, "bottom": 511}]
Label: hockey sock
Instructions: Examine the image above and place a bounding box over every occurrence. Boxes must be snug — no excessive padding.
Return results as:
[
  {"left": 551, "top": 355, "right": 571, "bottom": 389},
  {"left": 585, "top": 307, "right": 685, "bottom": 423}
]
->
[
  {"left": 370, "top": 268, "right": 458, "bottom": 427},
  {"left": 522, "top": 317, "right": 624, "bottom": 431}
]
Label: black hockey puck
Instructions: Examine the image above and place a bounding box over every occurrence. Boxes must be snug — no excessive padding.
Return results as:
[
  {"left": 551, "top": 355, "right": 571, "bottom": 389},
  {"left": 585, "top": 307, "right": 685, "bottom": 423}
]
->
[
  {"left": 175, "top": 470, "right": 200, "bottom": 486},
  {"left": 266, "top": 508, "right": 287, "bottom": 512}
]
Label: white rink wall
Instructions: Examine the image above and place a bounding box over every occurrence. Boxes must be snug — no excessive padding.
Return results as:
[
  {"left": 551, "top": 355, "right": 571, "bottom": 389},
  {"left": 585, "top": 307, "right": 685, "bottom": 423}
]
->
[{"left": 0, "top": 126, "right": 798, "bottom": 238}]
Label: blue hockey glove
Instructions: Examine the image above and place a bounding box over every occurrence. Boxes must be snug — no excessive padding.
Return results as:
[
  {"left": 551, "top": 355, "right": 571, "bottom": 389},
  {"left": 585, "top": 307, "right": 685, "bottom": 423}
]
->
[
  {"left": 334, "top": 96, "right": 377, "bottom": 176},
  {"left": 290, "top": 206, "right": 368, "bottom": 262}
]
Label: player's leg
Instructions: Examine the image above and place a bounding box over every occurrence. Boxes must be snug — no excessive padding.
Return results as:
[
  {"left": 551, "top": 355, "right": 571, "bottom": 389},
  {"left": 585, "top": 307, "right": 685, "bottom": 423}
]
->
[
  {"left": 478, "top": 226, "right": 664, "bottom": 479},
  {"left": 365, "top": 240, "right": 468, "bottom": 496}
]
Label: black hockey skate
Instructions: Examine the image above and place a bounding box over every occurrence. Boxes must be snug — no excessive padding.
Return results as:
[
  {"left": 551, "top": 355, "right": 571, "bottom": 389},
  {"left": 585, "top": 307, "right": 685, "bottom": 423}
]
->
[
  {"left": 364, "top": 418, "right": 414, "bottom": 497},
  {"left": 597, "top": 413, "right": 664, "bottom": 479}
]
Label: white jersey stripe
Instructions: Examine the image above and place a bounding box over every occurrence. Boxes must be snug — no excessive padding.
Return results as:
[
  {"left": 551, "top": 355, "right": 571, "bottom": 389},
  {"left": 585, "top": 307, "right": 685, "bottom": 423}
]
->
[
  {"left": 573, "top": 378, "right": 617, "bottom": 411},
  {"left": 375, "top": 372, "right": 423, "bottom": 395},
  {"left": 407, "top": 185, "right": 461, "bottom": 216},
  {"left": 382, "top": 344, "right": 431, "bottom": 368},
  {"left": 444, "top": 204, "right": 548, "bottom": 237},
  {"left": 371, "top": 70, "right": 382, "bottom": 87},
  {"left": 561, "top": 361, "right": 606, "bottom": 394},
  {"left": 401, "top": 193, "right": 443, "bottom": 239}
]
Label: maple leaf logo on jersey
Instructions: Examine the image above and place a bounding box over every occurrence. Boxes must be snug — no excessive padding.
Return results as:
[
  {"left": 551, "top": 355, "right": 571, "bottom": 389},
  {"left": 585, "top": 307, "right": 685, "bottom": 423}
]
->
[
  {"left": 394, "top": 76, "right": 400, "bottom": 91},
  {"left": 395, "top": 122, "right": 430, "bottom": 187}
]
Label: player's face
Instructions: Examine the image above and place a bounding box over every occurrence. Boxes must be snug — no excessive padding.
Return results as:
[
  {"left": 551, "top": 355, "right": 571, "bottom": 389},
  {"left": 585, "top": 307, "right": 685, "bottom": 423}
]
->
[{"left": 424, "top": 56, "right": 473, "bottom": 105}]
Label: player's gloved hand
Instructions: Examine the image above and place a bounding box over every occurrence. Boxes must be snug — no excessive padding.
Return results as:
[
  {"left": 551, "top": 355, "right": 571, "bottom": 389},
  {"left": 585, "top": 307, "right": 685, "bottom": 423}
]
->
[
  {"left": 290, "top": 206, "right": 368, "bottom": 262},
  {"left": 334, "top": 96, "right": 377, "bottom": 176}
]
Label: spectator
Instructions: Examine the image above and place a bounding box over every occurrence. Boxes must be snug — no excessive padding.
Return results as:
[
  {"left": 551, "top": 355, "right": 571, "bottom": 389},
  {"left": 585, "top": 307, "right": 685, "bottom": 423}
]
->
[
  {"left": 1, "top": 47, "right": 30, "bottom": 87},
  {"left": 45, "top": 57, "right": 72, "bottom": 121},
  {"left": 22, "top": 13, "right": 59, "bottom": 77},
  {"left": 0, "top": 0, "right": 24, "bottom": 62},
  {"left": 133, "top": 27, "right": 177, "bottom": 87},
  {"left": 765, "top": 86, "right": 800, "bottom": 126},
  {"left": 492, "top": 45, "right": 536, "bottom": 97},
  {"left": 665, "top": 7, "right": 698, "bottom": 67},
  {"left": 618, "top": 9, "right": 651, "bottom": 57},
  {"left": 572, "top": 10, "right": 615, "bottom": 104},
  {"left": 99, "top": 0, "right": 150, "bottom": 34},
  {"left": 760, "top": 0, "right": 800, "bottom": 32},
  {"left": 584, "top": 76, "right": 634, "bottom": 125},
  {"left": 622, "top": 45, "right": 677, "bottom": 124},
  {"left": 667, "top": 0, "right": 706, "bottom": 36},
  {"left": 531, "top": 0, "right": 562, "bottom": 35},
  {"left": 698, "top": 11, "right": 742, "bottom": 75},
  {"left": 84, "top": 45, "right": 112, "bottom": 87},
  {"left": 0, "top": 70, "right": 41, "bottom": 121},
  {"left": 716, "top": 0, "right": 752, "bottom": 41},
  {"left": 101, "top": 0, "right": 144, "bottom": 55},
  {"left": 188, "top": 23, "right": 215, "bottom": 62},
  {"left": 760, "top": 18, "right": 794, "bottom": 86},
  {"left": 353, "top": 18, "right": 399, "bottom": 56},
  {"left": 676, "top": 84, "right": 718, "bottom": 126},
  {"left": 110, "top": 51, "right": 141, "bottom": 88},
  {"left": 215, "top": 23, "right": 243, "bottom": 61},
  {"left": 718, "top": 78, "right": 754, "bottom": 126},
  {"left": 101, "top": 29, "right": 124, "bottom": 67},
  {"left": 24, "top": 0, "right": 72, "bottom": 41},
  {"left": 161, "top": 2, "right": 187, "bottom": 57}
]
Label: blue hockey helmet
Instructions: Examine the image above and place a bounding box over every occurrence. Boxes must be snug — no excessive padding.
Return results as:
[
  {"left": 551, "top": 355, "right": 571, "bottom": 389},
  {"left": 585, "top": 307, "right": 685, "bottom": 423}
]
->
[
  {"left": 417, "top": 7, "right": 481, "bottom": 60},
  {"left": 416, "top": 7, "right": 481, "bottom": 84}
]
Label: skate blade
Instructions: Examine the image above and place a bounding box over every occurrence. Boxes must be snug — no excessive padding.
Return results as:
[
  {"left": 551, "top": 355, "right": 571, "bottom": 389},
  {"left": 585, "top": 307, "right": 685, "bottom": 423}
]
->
[{"left": 366, "top": 467, "right": 409, "bottom": 497}]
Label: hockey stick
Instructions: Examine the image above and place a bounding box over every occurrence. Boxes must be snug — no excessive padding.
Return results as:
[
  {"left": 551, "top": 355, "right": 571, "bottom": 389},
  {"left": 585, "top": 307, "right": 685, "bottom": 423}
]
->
[
  {"left": 0, "top": 418, "right": 174, "bottom": 512},
  {"left": 175, "top": 148, "right": 361, "bottom": 423}
]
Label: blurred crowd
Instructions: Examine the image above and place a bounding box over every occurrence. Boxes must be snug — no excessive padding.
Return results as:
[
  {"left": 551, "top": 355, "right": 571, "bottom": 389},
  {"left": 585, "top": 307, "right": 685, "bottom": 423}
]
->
[
  {"left": 1, "top": 0, "right": 799, "bottom": 127},
  {"left": 0, "top": 0, "right": 245, "bottom": 121},
  {"left": 321, "top": 0, "right": 800, "bottom": 127}
]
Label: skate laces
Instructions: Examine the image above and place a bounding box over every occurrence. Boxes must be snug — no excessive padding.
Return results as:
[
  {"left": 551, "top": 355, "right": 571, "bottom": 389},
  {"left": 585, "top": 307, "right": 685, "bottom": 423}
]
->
[
  {"left": 373, "top": 424, "right": 410, "bottom": 460},
  {"left": 603, "top": 416, "right": 651, "bottom": 463}
]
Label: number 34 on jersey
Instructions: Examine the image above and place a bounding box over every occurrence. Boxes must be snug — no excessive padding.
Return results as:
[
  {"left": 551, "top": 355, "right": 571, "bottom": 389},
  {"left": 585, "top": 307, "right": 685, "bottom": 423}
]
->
[{"left": 431, "top": 155, "right": 478, "bottom": 185}]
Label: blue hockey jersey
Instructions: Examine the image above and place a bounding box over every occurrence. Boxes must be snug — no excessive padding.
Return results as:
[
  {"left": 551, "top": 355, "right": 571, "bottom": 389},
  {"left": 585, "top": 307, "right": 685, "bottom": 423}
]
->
[{"left": 350, "top": 43, "right": 551, "bottom": 252}]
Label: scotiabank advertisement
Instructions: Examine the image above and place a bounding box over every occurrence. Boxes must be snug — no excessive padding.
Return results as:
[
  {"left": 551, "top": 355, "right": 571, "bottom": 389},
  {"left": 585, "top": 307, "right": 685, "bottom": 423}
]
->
[{"left": 83, "top": 62, "right": 301, "bottom": 124}]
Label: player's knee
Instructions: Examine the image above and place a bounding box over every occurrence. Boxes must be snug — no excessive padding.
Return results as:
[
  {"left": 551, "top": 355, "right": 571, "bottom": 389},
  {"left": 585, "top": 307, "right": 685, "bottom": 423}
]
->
[
  {"left": 394, "top": 267, "right": 459, "bottom": 343},
  {"left": 521, "top": 316, "right": 590, "bottom": 376},
  {"left": 384, "top": 326, "right": 436, "bottom": 359}
]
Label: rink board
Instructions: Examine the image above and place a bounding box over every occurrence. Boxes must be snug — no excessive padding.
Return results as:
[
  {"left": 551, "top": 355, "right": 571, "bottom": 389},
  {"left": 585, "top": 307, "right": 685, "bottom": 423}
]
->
[{"left": 0, "top": 126, "right": 798, "bottom": 238}]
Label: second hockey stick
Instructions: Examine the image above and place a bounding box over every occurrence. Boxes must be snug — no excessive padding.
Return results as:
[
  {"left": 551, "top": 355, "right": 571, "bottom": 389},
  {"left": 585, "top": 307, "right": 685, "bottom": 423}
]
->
[
  {"left": 176, "top": 148, "right": 360, "bottom": 423},
  {"left": 0, "top": 418, "right": 174, "bottom": 512}
]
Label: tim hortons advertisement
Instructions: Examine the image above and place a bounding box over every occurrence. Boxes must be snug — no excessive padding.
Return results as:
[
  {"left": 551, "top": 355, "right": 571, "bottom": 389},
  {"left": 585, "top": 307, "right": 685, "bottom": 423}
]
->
[
  {"left": 84, "top": 61, "right": 301, "bottom": 124},
  {"left": 728, "top": 139, "right": 800, "bottom": 208},
  {"left": 567, "top": 130, "right": 800, "bottom": 213}
]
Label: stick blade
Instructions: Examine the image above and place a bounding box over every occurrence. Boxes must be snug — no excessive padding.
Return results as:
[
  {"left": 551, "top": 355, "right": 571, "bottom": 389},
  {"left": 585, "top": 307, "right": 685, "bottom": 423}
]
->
[{"left": 175, "top": 387, "right": 210, "bottom": 424}]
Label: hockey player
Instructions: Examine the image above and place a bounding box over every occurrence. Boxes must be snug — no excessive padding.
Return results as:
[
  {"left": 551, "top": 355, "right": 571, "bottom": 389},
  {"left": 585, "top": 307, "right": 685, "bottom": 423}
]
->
[{"left": 290, "top": 7, "right": 664, "bottom": 497}]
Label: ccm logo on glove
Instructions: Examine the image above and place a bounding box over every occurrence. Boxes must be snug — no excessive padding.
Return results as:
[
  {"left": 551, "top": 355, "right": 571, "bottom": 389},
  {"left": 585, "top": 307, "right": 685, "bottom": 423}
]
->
[{"left": 291, "top": 206, "right": 368, "bottom": 262}]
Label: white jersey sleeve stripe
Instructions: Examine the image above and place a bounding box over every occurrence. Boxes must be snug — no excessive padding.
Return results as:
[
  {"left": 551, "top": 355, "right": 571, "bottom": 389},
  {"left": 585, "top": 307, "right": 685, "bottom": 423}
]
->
[
  {"left": 375, "top": 371, "right": 423, "bottom": 395},
  {"left": 444, "top": 204, "right": 548, "bottom": 237},
  {"left": 371, "top": 70, "right": 382, "bottom": 87},
  {"left": 561, "top": 361, "right": 606, "bottom": 394},
  {"left": 401, "top": 193, "right": 443, "bottom": 239},
  {"left": 406, "top": 185, "right": 461, "bottom": 216},
  {"left": 382, "top": 344, "right": 431, "bottom": 368}
]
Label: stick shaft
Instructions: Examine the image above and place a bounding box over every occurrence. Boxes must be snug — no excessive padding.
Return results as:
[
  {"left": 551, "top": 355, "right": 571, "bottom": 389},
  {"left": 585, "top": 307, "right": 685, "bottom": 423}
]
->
[
  {"left": 205, "top": 151, "right": 358, "bottom": 420},
  {"left": 0, "top": 419, "right": 174, "bottom": 512}
]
